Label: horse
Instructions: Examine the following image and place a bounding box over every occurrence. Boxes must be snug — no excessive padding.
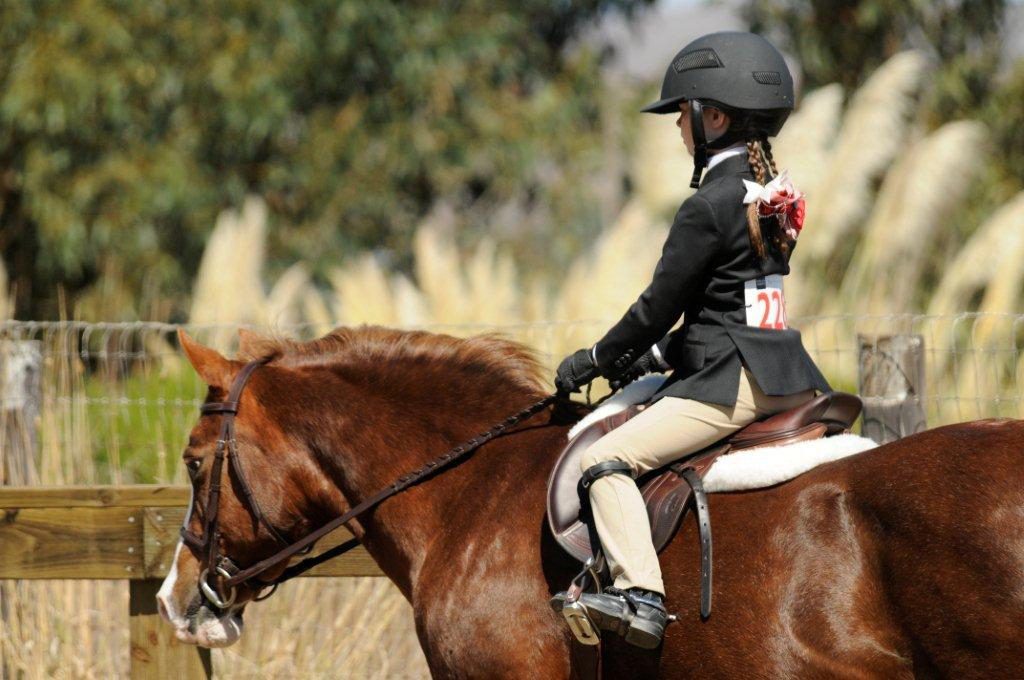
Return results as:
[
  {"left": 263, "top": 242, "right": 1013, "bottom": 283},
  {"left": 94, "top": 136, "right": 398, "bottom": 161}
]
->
[{"left": 157, "top": 325, "right": 1024, "bottom": 678}]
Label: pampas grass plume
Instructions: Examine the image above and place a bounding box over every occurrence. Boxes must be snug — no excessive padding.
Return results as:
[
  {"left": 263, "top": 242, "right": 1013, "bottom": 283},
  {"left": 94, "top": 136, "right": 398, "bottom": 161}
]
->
[
  {"left": 330, "top": 255, "right": 398, "bottom": 325},
  {"left": 773, "top": 83, "right": 844, "bottom": 200},
  {"left": 265, "top": 263, "right": 312, "bottom": 329},
  {"left": 551, "top": 199, "right": 664, "bottom": 358},
  {"left": 774, "top": 83, "right": 844, "bottom": 317},
  {"left": 465, "top": 238, "right": 520, "bottom": 327},
  {"left": 392, "top": 273, "right": 430, "bottom": 328},
  {"left": 927, "top": 193, "right": 1024, "bottom": 317},
  {"left": 189, "top": 196, "right": 268, "bottom": 349},
  {"left": 413, "top": 224, "right": 470, "bottom": 327},
  {"left": 834, "top": 121, "right": 987, "bottom": 316},
  {"left": 799, "top": 51, "right": 928, "bottom": 264}
]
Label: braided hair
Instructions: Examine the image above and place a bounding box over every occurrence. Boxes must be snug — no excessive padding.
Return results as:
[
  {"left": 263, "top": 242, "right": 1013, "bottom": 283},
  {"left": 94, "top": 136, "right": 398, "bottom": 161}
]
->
[{"left": 744, "top": 137, "right": 790, "bottom": 261}]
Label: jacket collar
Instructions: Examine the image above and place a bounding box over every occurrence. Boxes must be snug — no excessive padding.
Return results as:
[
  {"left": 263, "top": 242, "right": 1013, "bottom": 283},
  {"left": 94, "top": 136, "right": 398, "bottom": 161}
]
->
[{"left": 700, "top": 152, "right": 751, "bottom": 186}]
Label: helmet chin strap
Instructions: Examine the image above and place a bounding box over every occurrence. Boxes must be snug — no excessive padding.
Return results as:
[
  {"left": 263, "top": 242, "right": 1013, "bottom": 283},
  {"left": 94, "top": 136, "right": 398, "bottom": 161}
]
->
[
  {"left": 689, "top": 99, "right": 707, "bottom": 189},
  {"left": 690, "top": 100, "right": 751, "bottom": 188}
]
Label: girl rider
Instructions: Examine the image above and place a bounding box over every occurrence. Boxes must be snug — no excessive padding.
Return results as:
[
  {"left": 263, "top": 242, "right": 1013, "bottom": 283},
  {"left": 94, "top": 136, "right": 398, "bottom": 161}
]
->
[{"left": 552, "top": 31, "right": 833, "bottom": 650}]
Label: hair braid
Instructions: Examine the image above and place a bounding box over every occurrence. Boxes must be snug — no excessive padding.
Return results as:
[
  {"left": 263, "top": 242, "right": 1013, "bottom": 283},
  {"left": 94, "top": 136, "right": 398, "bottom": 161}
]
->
[
  {"left": 762, "top": 138, "right": 779, "bottom": 176},
  {"left": 745, "top": 138, "right": 790, "bottom": 262},
  {"left": 746, "top": 140, "right": 768, "bottom": 260}
]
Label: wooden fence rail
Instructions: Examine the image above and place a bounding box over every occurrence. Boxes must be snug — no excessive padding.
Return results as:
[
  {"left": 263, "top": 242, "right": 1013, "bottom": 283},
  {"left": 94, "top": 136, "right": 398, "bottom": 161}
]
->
[{"left": 0, "top": 485, "right": 382, "bottom": 679}]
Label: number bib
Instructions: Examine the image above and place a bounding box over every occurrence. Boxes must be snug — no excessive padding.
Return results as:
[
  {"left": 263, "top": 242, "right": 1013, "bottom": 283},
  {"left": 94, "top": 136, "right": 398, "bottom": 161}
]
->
[{"left": 744, "top": 274, "right": 788, "bottom": 329}]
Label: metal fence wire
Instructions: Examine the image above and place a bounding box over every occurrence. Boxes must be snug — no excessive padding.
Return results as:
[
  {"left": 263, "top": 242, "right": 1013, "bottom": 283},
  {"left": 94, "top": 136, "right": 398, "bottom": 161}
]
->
[{"left": 1, "top": 314, "right": 1022, "bottom": 485}]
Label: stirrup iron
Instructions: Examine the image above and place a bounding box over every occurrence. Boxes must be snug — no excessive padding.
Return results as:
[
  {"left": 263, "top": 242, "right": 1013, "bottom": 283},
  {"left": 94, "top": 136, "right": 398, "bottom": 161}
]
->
[{"left": 561, "top": 556, "right": 603, "bottom": 646}]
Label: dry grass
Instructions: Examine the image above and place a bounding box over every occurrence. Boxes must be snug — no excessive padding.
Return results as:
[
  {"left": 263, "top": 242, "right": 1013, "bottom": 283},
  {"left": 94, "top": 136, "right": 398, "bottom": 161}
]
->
[
  {"left": 2, "top": 330, "right": 127, "bottom": 678},
  {"left": 215, "top": 579, "right": 426, "bottom": 679},
  {"left": 0, "top": 580, "right": 127, "bottom": 679},
  {"left": 834, "top": 121, "right": 988, "bottom": 316}
]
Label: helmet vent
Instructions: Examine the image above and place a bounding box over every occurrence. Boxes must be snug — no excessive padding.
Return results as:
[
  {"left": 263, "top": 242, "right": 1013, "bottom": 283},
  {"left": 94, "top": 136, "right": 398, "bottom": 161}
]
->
[
  {"left": 672, "top": 49, "right": 723, "bottom": 73},
  {"left": 753, "top": 71, "right": 782, "bottom": 85}
]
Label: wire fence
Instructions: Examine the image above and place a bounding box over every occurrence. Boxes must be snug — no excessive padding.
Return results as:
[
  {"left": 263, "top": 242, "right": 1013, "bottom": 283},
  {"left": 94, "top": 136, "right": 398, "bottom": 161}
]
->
[{"left": 1, "top": 314, "right": 1022, "bottom": 486}]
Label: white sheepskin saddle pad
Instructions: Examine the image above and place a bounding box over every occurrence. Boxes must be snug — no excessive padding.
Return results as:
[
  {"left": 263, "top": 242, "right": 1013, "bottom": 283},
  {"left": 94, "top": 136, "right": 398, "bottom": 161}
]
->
[{"left": 568, "top": 375, "right": 878, "bottom": 493}]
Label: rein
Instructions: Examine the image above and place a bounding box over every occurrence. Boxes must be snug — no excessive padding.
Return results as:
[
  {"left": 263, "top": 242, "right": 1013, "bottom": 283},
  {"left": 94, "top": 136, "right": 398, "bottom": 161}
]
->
[{"left": 182, "top": 358, "right": 562, "bottom": 607}]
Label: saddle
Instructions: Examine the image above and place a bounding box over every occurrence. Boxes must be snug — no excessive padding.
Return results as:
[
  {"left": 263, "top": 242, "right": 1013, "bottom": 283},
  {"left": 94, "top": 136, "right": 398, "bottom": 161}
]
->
[{"left": 546, "top": 390, "right": 862, "bottom": 617}]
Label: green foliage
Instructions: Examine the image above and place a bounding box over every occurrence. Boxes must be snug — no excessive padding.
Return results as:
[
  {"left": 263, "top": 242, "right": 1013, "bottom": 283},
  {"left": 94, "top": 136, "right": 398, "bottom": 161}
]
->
[
  {"left": 84, "top": 369, "right": 203, "bottom": 483},
  {"left": 0, "top": 0, "right": 651, "bottom": 320}
]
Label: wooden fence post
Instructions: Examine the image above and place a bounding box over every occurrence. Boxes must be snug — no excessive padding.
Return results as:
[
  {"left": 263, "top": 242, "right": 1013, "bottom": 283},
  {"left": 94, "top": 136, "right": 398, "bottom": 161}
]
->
[
  {"left": 858, "top": 334, "right": 927, "bottom": 444},
  {"left": 0, "top": 340, "right": 42, "bottom": 485},
  {"left": 1, "top": 339, "right": 42, "bottom": 679},
  {"left": 129, "top": 578, "right": 212, "bottom": 679}
]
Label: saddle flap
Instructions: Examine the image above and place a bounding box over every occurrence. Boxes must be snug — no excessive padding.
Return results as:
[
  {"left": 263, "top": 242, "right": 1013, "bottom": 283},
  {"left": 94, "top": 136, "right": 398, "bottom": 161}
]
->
[{"left": 546, "top": 406, "right": 645, "bottom": 560}]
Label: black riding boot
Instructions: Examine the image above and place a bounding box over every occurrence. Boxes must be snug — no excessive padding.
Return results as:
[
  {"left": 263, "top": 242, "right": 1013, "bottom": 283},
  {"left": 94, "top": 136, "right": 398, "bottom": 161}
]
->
[{"left": 551, "top": 586, "right": 668, "bottom": 649}]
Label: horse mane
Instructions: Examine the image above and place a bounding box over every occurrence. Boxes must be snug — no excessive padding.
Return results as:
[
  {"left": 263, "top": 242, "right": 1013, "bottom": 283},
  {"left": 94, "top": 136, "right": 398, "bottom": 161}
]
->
[{"left": 238, "top": 325, "right": 546, "bottom": 393}]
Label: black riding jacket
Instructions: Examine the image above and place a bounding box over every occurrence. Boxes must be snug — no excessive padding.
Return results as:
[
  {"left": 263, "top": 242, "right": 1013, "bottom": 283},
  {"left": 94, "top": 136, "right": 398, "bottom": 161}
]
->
[{"left": 593, "top": 152, "right": 832, "bottom": 407}]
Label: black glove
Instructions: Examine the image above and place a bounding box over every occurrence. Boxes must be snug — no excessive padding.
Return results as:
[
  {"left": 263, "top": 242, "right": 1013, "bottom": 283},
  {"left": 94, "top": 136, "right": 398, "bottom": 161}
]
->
[
  {"left": 607, "top": 348, "right": 665, "bottom": 391},
  {"left": 555, "top": 348, "right": 601, "bottom": 393}
]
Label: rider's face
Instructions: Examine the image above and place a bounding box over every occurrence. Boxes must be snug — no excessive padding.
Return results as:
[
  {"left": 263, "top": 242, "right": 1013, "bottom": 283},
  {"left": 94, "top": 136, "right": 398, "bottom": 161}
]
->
[
  {"left": 676, "top": 101, "right": 695, "bottom": 155},
  {"left": 676, "top": 100, "right": 730, "bottom": 157}
]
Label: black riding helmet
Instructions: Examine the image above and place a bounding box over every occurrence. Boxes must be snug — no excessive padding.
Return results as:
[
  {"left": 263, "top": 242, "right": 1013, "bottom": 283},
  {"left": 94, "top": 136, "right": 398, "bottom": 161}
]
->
[{"left": 642, "top": 31, "right": 795, "bottom": 188}]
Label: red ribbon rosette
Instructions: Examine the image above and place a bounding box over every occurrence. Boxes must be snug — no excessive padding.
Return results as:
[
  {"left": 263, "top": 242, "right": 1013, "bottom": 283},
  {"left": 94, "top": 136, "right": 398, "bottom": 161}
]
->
[{"left": 742, "top": 170, "right": 805, "bottom": 240}]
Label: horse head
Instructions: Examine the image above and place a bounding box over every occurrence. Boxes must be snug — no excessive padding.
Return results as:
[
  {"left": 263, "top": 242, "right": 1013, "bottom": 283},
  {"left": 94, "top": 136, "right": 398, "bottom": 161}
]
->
[{"left": 157, "top": 329, "right": 342, "bottom": 647}]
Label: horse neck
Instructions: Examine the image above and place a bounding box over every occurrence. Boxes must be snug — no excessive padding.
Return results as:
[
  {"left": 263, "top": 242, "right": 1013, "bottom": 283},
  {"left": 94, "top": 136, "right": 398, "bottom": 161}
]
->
[{"left": 300, "top": 359, "right": 555, "bottom": 595}]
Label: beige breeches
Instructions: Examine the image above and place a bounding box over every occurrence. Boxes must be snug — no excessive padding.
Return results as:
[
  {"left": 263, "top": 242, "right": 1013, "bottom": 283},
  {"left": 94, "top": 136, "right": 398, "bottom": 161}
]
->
[{"left": 580, "top": 366, "right": 816, "bottom": 595}]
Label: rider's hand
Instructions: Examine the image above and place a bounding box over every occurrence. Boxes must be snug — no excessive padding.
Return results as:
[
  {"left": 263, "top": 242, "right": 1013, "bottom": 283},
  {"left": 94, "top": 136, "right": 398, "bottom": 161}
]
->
[
  {"left": 607, "top": 349, "right": 665, "bottom": 391},
  {"left": 555, "top": 348, "right": 600, "bottom": 393}
]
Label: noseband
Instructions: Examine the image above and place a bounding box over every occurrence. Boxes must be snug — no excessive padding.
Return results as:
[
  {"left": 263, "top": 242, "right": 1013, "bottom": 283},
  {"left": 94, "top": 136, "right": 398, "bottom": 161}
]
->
[{"left": 181, "top": 358, "right": 558, "bottom": 610}]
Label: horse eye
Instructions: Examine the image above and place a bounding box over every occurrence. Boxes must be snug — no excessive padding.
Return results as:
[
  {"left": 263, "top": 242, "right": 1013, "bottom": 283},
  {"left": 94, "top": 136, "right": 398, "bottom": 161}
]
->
[{"left": 186, "top": 459, "right": 202, "bottom": 476}]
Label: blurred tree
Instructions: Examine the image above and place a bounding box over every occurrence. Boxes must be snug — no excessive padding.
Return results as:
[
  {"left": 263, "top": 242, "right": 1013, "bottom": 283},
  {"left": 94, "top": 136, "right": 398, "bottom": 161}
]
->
[
  {"left": 0, "top": 0, "right": 651, "bottom": 319},
  {"left": 741, "top": 0, "right": 1005, "bottom": 103}
]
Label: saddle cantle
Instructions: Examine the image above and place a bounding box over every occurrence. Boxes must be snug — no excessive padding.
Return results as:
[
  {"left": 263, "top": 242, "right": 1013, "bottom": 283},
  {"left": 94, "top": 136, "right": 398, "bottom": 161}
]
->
[{"left": 546, "top": 390, "right": 863, "bottom": 564}]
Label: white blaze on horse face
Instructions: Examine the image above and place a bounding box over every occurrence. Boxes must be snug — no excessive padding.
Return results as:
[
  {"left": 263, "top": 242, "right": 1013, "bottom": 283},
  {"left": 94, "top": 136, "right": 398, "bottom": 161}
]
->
[
  {"left": 155, "top": 486, "right": 246, "bottom": 647},
  {"left": 157, "top": 485, "right": 198, "bottom": 629}
]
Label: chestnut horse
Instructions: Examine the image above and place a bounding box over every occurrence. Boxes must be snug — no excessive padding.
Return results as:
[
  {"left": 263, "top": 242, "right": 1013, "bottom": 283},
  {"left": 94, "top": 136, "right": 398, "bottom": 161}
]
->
[{"left": 158, "top": 326, "right": 1024, "bottom": 678}]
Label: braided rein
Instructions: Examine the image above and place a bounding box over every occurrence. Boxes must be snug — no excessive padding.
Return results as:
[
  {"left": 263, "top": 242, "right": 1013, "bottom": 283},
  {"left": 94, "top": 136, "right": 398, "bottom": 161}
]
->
[{"left": 214, "top": 387, "right": 564, "bottom": 594}]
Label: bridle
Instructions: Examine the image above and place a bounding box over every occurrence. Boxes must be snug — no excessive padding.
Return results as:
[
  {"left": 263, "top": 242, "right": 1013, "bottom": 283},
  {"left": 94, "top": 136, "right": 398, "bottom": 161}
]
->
[
  {"left": 180, "top": 358, "right": 559, "bottom": 610},
  {"left": 180, "top": 358, "right": 286, "bottom": 607}
]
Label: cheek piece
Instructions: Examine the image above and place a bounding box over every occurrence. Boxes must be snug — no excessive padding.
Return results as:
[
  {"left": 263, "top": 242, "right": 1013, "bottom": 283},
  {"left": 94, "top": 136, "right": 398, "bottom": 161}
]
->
[{"left": 689, "top": 99, "right": 708, "bottom": 189}]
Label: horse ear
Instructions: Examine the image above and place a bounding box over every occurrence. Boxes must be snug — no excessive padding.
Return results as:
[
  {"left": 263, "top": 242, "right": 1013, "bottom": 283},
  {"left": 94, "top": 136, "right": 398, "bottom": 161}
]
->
[
  {"left": 178, "top": 329, "right": 232, "bottom": 387},
  {"left": 237, "top": 328, "right": 270, "bottom": 358}
]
